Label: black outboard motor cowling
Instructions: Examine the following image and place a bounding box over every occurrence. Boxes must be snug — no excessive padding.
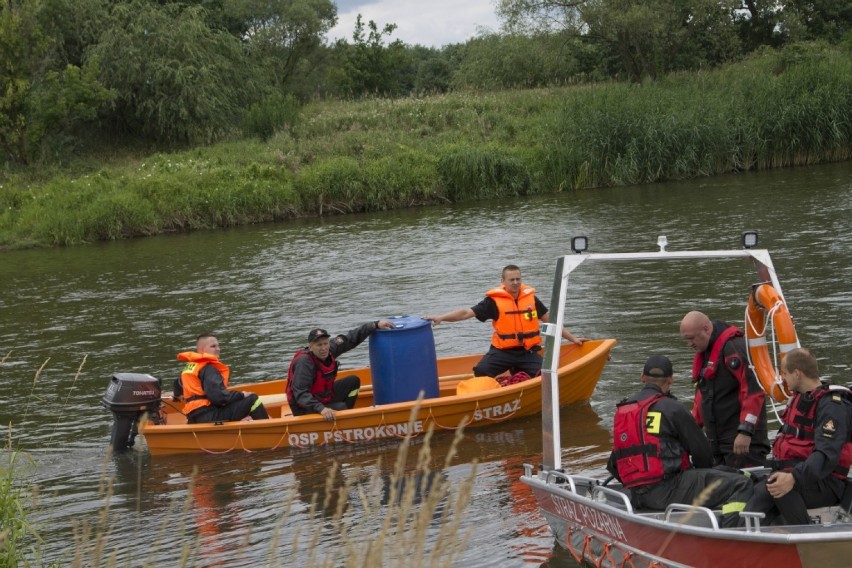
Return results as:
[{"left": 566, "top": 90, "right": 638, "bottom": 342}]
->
[{"left": 102, "top": 373, "right": 163, "bottom": 452}]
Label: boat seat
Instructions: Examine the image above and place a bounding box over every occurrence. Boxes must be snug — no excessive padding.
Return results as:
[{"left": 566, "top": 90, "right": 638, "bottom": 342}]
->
[
  {"left": 258, "top": 393, "right": 289, "bottom": 407},
  {"left": 166, "top": 412, "right": 188, "bottom": 425},
  {"left": 806, "top": 479, "right": 852, "bottom": 524}
]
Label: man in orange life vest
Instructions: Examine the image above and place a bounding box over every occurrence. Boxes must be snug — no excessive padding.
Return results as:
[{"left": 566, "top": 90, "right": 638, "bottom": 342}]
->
[
  {"left": 680, "top": 311, "right": 770, "bottom": 468},
  {"left": 424, "top": 264, "right": 584, "bottom": 378},
  {"left": 177, "top": 333, "right": 269, "bottom": 423},
  {"left": 287, "top": 320, "right": 395, "bottom": 422},
  {"left": 741, "top": 348, "right": 852, "bottom": 526},
  {"left": 607, "top": 354, "right": 752, "bottom": 527}
]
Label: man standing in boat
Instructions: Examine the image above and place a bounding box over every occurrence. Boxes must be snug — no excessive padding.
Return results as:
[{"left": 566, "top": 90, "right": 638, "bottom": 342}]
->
[
  {"left": 178, "top": 333, "right": 270, "bottom": 423},
  {"left": 741, "top": 348, "right": 852, "bottom": 526},
  {"left": 287, "top": 320, "right": 395, "bottom": 422},
  {"left": 608, "top": 354, "right": 753, "bottom": 527},
  {"left": 680, "top": 311, "right": 770, "bottom": 467},
  {"left": 424, "top": 264, "right": 584, "bottom": 378}
]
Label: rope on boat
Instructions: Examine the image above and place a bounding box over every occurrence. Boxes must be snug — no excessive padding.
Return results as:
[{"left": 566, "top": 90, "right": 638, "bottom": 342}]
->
[
  {"left": 192, "top": 430, "right": 240, "bottom": 454},
  {"left": 236, "top": 427, "right": 254, "bottom": 453},
  {"left": 379, "top": 413, "right": 422, "bottom": 440},
  {"left": 566, "top": 524, "right": 667, "bottom": 568},
  {"left": 268, "top": 425, "right": 290, "bottom": 451},
  {"left": 479, "top": 387, "right": 526, "bottom": 423}
]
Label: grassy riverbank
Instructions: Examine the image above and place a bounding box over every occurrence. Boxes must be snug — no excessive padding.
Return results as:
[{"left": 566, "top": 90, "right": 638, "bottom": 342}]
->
[{"left": 1, "top": 42, "right": 850, "bottom": 249}]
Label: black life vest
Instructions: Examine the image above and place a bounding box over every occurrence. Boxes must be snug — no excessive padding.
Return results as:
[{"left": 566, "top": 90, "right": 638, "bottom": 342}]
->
[{"left": 773, "top": 384, "right": 852, "bottom": 480}]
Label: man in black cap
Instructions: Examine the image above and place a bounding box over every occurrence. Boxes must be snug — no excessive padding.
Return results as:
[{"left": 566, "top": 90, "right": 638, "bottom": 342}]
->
[
  {"left": 607, "top": 354, "right": 753, "bottom": 526},
  {"left": 286, "top": 319, "right": 394, "bottom": 421}
]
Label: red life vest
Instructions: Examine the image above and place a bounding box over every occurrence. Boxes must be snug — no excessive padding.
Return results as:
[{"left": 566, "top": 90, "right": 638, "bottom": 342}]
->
[
  {"left": 177, "top": 351, "right": 230, "bottom": 415},
  {"left": 692, "top": 325, "right": 743, "bottom": 381},
  {"left": 612, "top": 394, "right": 689, "bottom": 488},
  {"left": 773, "top": 385, "right": 852, "bottom": 480},
  {"left": 286, "top": 349, "right": 339, "bottom": 406},
  {"left": 486, "top": 285, "right": 541, "bottom": 350}
]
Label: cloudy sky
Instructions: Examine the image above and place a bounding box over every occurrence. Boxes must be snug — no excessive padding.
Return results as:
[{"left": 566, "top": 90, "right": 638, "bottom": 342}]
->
[{"left": 329, "top": 0, "right": 502, "bottom": 48}]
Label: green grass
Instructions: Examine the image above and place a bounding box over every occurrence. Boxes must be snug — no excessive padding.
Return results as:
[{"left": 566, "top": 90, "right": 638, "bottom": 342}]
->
[{"left": 1, "top": 42, "right": 849, "bottom": 249}]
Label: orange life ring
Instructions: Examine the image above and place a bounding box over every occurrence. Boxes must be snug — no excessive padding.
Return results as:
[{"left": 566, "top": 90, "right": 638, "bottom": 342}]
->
[{"left": 745, "top": 283, "right": 799, "bottom": 402}]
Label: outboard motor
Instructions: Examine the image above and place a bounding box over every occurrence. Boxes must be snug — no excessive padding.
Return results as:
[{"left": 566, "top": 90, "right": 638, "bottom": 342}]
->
[{"left": 101, "top": 373, "right": 164, "bottom": 453}]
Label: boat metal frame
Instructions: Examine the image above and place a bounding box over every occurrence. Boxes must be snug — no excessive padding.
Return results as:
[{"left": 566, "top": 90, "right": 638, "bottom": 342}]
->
[{"left": 538, "top": 235, "right": 786, "bottom": 471}]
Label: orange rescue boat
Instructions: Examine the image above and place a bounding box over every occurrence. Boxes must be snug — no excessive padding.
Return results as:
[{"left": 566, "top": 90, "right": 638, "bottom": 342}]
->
[{"left": 102, "top": 339, "right": 616, "bottom": 456}]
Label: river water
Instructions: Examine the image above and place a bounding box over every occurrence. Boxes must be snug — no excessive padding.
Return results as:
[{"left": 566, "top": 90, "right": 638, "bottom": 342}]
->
[{"left": 1, "top": 161, "right": 850, "bottom": 566}]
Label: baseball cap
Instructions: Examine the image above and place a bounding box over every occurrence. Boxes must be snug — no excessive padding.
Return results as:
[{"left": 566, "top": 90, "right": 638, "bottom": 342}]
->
[
  {"left": 307, "top": 328, "right": 330, "bottom": 343},
  {"left": 643, "top": 354, "right": 673, "bottom": 378}
]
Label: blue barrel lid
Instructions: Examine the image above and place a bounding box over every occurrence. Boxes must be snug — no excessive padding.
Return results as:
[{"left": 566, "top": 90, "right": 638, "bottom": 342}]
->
[{"left": 375, "top": 315, "right": 431, "bottom": 331}]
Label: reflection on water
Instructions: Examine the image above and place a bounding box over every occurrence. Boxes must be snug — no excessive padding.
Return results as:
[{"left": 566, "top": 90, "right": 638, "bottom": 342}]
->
[{"left": 1, "top": 161, "right": 850, "bottom": 566}]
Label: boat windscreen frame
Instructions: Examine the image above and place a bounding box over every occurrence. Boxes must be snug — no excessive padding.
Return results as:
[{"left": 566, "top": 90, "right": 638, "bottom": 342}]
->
[{"left": 539, "top": 240, "right": 785, "bottom": 473}]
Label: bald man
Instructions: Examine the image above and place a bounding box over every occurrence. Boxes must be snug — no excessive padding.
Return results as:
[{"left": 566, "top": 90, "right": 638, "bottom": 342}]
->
[{"left": 680, "top": 311, "right": 769, "bottom": 468}]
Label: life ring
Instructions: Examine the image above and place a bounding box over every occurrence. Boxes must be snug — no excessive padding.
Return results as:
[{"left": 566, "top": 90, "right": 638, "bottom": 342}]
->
[{"left": 745, "top": 283, "right": 799, "bottom": 402}]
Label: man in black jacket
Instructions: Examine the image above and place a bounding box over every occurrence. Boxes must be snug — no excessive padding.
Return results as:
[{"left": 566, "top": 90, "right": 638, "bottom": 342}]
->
[
  {"left": 286, "top": 320, "right": 394, "bottom": 421},
  {"left": 608, "top": 354, "right": 753, "bottom": 526},
  {"left": 680, "top": 311, "right": 770, "bottom": 467},
  {"left": 742, "top": 348, "right": 852, "bottom": 525}
]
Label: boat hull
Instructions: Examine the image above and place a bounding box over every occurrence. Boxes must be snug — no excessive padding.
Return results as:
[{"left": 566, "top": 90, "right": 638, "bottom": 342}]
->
[
  {"left": 521, "top": 470, "right": 852, "bottom": 568},
  {"left": 139, "top": 339, "right": 616, "bottom": 455}
]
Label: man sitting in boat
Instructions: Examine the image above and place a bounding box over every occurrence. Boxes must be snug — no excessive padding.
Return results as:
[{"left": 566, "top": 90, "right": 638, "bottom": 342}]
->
[
  {"left": 741, "top": 347, "right": 852, "bottom": 526},
  {"left": 424, "top": 264, "right": 584, "bottom": 378},
  {"left": 680, "top": 311, "right": 770, "bottom": 468},
  {"left": 287, "top": 320, "right": 395, "bottom": 422},
  {"left": 607, "top": 354, "right": 753, "bottom": 527},
  {"left": 177, "top": 333, "right": 270, "bottom": 423}
]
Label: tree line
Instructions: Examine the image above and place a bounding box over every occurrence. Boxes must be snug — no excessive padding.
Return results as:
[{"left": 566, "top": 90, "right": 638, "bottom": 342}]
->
[{"left": 1, "top": 0, "right": 849, "bottom": 166}]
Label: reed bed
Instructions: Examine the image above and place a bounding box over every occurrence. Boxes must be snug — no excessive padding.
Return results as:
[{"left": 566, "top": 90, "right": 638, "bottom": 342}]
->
[{"left": 1, "top": 43, "right": 849, "bottom": 248}]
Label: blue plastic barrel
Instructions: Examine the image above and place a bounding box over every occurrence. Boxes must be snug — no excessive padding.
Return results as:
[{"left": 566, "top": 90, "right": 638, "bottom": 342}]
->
[{"left": 369, "top": 315, "right": 439, "bottom": 405}]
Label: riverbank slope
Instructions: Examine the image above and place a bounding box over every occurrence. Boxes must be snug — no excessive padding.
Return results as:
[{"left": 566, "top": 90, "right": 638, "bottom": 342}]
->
[{"left": 1, "top": 43, "right": 849, "bottom": 249}]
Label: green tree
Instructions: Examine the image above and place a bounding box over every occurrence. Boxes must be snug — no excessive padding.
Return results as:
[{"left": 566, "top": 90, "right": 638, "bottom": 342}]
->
[
  {"left": 497, "top": 0, "right": 743, "bottom": 82},
  {"left": 88, "top": 0, "right": 251, "bottom": 145},
  {"left": 230, "top": 0, "right": 337, "bottom": 90},
  {"left": 0, "top": 0, "right": 112, "bottom": 164},
  {"left": 336, "top": 14, "right": 411, "bottom": 97}
]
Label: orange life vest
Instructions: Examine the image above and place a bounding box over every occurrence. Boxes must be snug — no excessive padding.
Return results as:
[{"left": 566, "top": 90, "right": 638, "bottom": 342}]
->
[
  {"left": 486, "top": 285, "right": 541, "bottom": 351},
  {"left": 177, "top": 351, "right": 230, "bottom": 416}
]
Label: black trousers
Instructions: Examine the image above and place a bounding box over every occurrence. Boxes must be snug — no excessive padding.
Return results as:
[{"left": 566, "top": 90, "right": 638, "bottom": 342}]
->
[
  {"left": 631, "top": 468, "right": 754, "bottom": 527},
  {"left": 291, "top": 374, "right": 361, "bottom": 415},
  {"left": 187, "top": 393, "right": 269, "bottom": 423},
  {"left": 473, "top": 346, "right": 542, "bottom": 378},
  {"left": 743, "top": 473, "right": 843, "bottom": 525}
]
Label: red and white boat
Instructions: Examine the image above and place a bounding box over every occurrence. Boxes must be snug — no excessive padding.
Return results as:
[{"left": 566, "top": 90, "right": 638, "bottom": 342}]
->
[{"left": 520, "top": 233, "right": 852, "bottom": 568}]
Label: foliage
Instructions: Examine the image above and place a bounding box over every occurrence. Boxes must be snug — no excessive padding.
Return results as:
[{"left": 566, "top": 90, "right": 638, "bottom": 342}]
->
[
  {"left": 87, "top": 1, "right": 251, "bottom": 145},
  {"left": 0, "top": 42, "right": 849, "bottom": 248},
  {"left": 0, "top": 0, "right": 113, "bottom": 164},
  {"left": 494, "top": 0, "right": 850, "bottom": 81},
  {"left": 232, "top": 0, "right": 337, "bottom": 90},
  {"left": 334, "top": 14, "right": 413, "bottom": 98},
  {"left": 437, "top": 144, "right": 531, "bottom": 201},
  {"left": 451, "top": 32, "right": 595, "bottom": 90},
  {"left": 243, "top": 92, "right": 302, "bottom": 141},
  {"left": 0, "top": 437, "right": 38, "bottom": 567}
]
